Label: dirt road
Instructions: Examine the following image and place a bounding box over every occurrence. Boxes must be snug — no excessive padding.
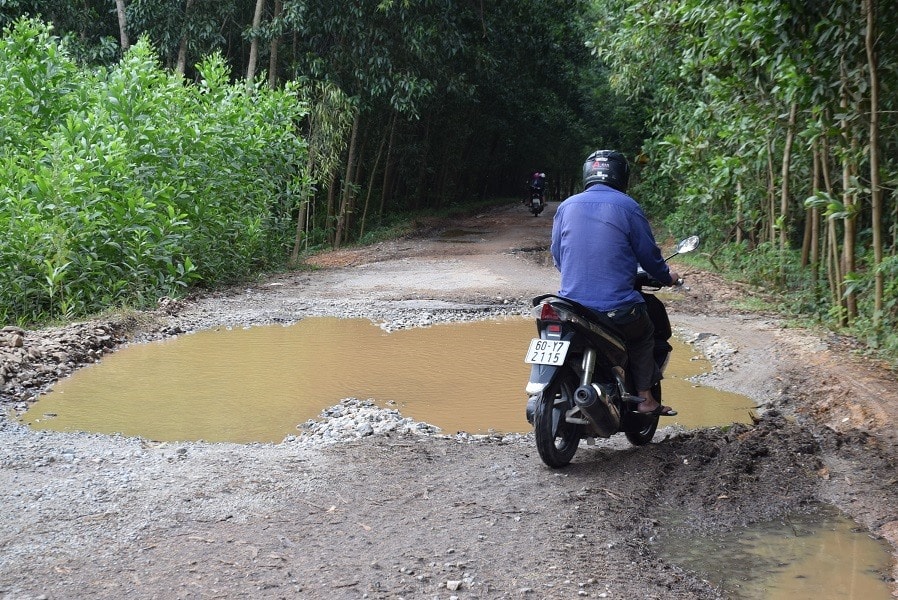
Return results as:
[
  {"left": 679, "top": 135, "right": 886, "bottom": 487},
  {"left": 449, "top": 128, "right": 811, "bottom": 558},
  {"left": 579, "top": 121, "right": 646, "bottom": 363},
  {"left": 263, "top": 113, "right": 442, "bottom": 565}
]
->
[{"left": 1, "top": 201, "right": 896, "bottom": 599}]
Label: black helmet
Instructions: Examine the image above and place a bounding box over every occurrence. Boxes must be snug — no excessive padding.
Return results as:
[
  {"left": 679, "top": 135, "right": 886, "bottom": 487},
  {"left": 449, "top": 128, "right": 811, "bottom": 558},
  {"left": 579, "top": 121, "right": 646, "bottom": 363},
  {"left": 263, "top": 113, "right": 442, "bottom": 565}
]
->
[{"left": 582, "top": 150, "right": 630, "bottom": 192}]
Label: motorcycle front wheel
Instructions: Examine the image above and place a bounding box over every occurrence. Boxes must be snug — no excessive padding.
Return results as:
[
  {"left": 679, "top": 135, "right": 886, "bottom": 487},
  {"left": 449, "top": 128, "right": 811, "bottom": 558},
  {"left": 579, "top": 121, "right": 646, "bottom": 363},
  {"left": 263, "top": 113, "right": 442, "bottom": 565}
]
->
[{"left": 533, "top": 367, "right": 582, "bottom": 468}]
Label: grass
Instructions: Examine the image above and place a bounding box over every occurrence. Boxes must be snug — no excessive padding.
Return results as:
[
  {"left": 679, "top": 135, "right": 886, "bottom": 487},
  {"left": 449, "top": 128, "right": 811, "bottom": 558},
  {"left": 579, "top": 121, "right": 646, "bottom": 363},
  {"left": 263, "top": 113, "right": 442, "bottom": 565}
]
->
[{"left": 670, "top": 238, "right": 898, "bottom": 371}]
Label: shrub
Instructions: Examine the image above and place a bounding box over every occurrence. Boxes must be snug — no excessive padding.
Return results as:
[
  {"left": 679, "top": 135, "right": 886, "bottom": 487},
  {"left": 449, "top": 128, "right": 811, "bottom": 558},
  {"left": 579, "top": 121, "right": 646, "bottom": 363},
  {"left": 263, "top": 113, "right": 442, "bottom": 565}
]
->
[{"left": 0, "top": 19, "right": 308, "bottom": 324}]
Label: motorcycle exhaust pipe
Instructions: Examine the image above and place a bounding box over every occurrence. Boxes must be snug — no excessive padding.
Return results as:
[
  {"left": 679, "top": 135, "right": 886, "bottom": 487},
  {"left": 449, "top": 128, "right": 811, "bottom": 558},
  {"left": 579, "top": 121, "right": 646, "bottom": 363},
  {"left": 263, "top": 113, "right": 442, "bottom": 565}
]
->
[{"left": 573, "top": 383, "right": 620, "bottom": 438}]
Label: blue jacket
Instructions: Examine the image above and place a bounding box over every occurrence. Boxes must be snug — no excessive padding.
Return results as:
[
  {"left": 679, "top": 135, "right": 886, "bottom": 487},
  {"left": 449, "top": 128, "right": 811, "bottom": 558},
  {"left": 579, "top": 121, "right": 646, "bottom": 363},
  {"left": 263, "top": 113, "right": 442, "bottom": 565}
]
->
[{"left": 550, "top": 184, "right": 672, "bottom": 312}]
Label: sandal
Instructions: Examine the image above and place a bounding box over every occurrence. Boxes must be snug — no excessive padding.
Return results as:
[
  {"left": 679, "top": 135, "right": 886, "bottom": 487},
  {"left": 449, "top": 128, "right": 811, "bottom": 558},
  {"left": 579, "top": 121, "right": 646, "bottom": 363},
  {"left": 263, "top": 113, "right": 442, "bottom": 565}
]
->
[{"left": 635, "top": 404, "right": 678, "bottom": 417}]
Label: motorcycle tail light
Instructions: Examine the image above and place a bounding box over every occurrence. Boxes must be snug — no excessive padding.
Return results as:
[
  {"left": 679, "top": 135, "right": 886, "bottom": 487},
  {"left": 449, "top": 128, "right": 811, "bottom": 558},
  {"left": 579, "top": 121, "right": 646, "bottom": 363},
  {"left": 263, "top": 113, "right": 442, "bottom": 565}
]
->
[
  {"left": 547, "top": 323, "right": 562, "bottom": 333},
  {"left": 538, "top": 303, "right": 562, "bottom": 321}
]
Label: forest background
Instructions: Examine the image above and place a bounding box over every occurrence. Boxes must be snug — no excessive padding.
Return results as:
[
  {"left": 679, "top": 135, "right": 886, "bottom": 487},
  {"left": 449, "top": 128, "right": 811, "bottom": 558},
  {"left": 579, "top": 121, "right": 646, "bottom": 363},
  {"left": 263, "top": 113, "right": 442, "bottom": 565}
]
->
[{"left": 1, "top": 0, "right": 897, "bottom": 365}]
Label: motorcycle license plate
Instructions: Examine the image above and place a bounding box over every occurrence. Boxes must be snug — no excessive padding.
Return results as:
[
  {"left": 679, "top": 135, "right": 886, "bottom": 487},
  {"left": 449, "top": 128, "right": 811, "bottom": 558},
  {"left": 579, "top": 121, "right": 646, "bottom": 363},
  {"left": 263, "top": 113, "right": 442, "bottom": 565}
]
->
[{"left": 524, "top": 339, "right": 569, "bottom": 365}]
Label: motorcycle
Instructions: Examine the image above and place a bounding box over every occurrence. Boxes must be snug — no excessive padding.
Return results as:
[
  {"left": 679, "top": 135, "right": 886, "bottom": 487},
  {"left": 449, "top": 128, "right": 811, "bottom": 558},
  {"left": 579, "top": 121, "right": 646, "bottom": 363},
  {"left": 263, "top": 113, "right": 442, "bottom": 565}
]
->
[
  {"left": 527, "top": 188, "right": 545, "bottom": 216},
  {"left": 523, "top": 235, "right": 700, "bottom": 468}
]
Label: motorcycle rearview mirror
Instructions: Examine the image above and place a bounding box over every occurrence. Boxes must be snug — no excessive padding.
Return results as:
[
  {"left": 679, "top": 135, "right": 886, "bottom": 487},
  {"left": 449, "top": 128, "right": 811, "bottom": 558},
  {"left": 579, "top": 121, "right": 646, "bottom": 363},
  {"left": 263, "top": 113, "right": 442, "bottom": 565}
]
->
[{"left": 665, "top": 235, "right": 700, "bottom": 260}]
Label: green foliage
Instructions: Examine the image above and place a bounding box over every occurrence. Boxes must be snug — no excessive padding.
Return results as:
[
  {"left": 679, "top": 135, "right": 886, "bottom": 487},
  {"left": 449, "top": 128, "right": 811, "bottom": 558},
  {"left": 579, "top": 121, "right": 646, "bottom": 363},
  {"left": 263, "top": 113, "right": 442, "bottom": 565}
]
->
[
  {"left": 0, "top": 0, "right": 122, "bottom": 65},
  {"left": 845, "top": 253, "right": 898, "bottom": 358},
  {"left": 5, "top": 0, "right": 894, "bottom": 369},
  {"left": 591, "top": 0, "right": 898, "bottom": 365},
  {"left": 127, "top": 0, "right": 238, "bottom": 72},
  {"left": 0, "top": 16, "right": 80, "bottom": 151},
  {"left": 2, "top": 0, "right": 636, "bottom": 233},
  {"left": 0, "top": 19, "right": 307, "bottom": 324}
]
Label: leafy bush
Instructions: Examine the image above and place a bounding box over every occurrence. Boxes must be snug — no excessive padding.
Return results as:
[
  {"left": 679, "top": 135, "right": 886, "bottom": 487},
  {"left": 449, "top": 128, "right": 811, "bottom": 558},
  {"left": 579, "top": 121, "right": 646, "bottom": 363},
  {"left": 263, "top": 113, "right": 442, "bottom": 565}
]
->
[{"left": 0, "top": 18, "right": 308, "bottom": 324}]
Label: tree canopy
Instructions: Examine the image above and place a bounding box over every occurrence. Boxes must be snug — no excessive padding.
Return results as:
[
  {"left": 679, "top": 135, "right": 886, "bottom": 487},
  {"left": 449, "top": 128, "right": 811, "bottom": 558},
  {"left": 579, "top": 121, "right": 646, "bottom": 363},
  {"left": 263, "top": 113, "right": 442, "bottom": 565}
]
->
[
  {"left": 1, "top": 1, "right": 627, "bottom": 208},
  {"left": 1, "top": 1, "right": 633, "bottom": 324},
  {"left": 593, "top": 0, "right": 898, "bottom": 354}
]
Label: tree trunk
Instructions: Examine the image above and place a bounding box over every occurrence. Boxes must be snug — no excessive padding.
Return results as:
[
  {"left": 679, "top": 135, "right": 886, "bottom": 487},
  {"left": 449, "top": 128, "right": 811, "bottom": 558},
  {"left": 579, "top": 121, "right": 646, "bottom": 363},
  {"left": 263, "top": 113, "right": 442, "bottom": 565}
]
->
[
  {"left": 802, "top": 140, "right": 821, "bottom": 270},
  {"left": 828, "top": 217, "right": 845, "bottom": 326},
  {"left": 765, "top": 138, "right": 776, "bottom": 245},
  {"left": 414, "top": 116, "right": 431, "bottom": 210},
  {"left": 779, "top": 101, "right": 798, "bottom": 253},
  {"left": 839, "top": 57, "right": 858, "bottom": 322},
  {"left": 379, "top": 112, "right": 398, "bottom": 215},
  {"left": 176, "top": 36, "right": 188, "bottom": 76},
  {"left": 114, "top": 0, "right": 129, "bottom": 50},
  {"left": 864, "top": 0, "right": 883, "bottom": 323},
  {"left": 290, "top": 198, "right": 309, "bottom": 265},
  {"left": 334, "top": 114, "right": 360, "bottom": 248},
  {"left": 344, "top": 123, "right": 370, "bottom": 238},
  {"left": 175, "top": 0, "right": 195, "bottom": 76},
  {"left": 735, "top": 180, "right": 743, "bottom": 245},
  {"left": 892, "top": 199, "right": 898, "bottom": 256},
  {"left": 818, "top": 130, "right": 847, "bottom": 325},
  {"left": 291, "top": 155, "right": 316, "bottom": 264},
  {"left": 268, "top": 0, "right": 283, "bottom": 88},
  {"left": 325, "top": 171, "right": 338, "bottom": 245},
  {"left": 360, "top": 135, "right": 386, "bottom": 239},
  {"left": 246, "top": 0, "right": 266, "bottom": 84},
  {"left": 436, "top": 159, "right": 450, "bottom": 207},
  {"left": 800, "top": 205, "right": 812, "bottom": 268},
  {"left": 820, "top": 120, "right": 833, "bottom": 193}
]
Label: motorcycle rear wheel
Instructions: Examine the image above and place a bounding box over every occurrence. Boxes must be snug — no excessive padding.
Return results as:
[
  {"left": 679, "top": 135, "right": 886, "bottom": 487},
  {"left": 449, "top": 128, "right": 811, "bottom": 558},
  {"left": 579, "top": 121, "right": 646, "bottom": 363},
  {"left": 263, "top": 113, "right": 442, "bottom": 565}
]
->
[
  {"left": 624, "top": 382, "right": 660, "bottom": 446},
  {"left": 624, "top": 415, "right": 658, "bottom": 446},
  {"left": 533, "top": 368, "right": 581, "bottom": 468}
]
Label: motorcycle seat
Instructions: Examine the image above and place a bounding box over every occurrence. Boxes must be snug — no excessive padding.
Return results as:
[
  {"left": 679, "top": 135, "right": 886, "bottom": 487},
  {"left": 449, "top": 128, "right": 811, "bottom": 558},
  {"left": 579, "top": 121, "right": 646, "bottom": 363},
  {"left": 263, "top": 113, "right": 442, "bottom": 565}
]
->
[{"left": 531, "top": 294, "right": 628, "bottom": 340}]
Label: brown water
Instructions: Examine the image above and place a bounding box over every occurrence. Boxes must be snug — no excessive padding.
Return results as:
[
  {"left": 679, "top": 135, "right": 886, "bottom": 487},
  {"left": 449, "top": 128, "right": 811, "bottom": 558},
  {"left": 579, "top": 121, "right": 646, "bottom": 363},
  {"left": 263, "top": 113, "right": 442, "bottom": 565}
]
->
[
  {"left": 23, "top": 317, "right": 753, "bottom": 443},
  {"left": 658, "top": 507, "right": 893, "bottom": 599}
]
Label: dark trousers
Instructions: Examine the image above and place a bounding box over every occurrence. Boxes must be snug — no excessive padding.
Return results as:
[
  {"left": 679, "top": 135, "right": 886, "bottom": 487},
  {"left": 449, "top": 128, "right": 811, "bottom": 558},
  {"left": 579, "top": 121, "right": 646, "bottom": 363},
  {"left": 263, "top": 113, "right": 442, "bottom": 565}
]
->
[{"left": 603, "top": 302, "right": 660, "bottom": 393}]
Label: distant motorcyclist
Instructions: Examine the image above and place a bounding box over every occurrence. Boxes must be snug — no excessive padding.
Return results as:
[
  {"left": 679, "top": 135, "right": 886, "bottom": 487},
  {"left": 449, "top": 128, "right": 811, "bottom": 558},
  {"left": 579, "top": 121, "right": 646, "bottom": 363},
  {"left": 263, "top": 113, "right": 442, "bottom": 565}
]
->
[
  {"left": 550, "top": 150, "right": 679, "bottom": 417},
  {"left": 528, "top": 172, "right": 547, "bottom": 205}
]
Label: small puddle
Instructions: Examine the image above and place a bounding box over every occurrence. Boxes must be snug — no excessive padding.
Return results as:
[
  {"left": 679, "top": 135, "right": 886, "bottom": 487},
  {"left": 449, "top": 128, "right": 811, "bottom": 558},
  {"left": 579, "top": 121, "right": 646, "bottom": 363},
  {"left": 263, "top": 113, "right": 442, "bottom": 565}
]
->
[
  {"left": 657, "top": 506, "right": 893, "bottom": 599},
  {"left": 438, "top": 228, "right": 492, "bottom": 243},
  {"left": 22, "top": 317, "right": 753, "bottom": 443}
]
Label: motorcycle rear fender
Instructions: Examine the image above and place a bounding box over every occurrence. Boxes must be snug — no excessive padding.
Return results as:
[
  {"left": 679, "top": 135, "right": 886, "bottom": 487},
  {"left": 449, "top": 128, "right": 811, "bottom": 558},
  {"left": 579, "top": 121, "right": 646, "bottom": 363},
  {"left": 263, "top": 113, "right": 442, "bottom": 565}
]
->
[
  {"left": 526, "top": 363, "right": 561, "bottom": 396},
  {"left": 525, "top": 328, "right": 579, "bottom": 396}
]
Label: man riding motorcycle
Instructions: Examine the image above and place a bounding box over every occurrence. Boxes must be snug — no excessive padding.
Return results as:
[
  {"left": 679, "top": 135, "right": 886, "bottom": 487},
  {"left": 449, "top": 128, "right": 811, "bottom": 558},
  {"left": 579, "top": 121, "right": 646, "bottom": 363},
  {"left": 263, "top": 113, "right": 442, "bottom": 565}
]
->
[
  {"left": 528, "top": 172, "right": 547, "bottom": 205},
  {"left": 550, "top": 150, "right": 679, "bottom": 417}
]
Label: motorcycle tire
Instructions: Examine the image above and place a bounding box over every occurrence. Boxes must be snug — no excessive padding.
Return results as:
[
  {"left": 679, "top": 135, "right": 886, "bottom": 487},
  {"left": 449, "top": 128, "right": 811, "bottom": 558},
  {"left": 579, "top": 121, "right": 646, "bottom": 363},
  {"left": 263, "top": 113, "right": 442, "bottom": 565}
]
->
[
  {"left": 533, "top": 367, "right": 582, "bottom": 468},
  {"left": 624, "top": 381, "right": 660, "bottom": 446},
  {"left": 624, "top": 415, "right": 658, "bottom": 446}
]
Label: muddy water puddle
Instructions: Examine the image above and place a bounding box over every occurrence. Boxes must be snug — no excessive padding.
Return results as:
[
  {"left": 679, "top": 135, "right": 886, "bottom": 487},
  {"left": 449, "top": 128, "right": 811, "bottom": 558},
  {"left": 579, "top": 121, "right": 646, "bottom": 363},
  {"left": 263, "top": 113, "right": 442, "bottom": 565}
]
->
[
  {"left": 658, "top": 506, "right": 893, "bottom": 599},
  {"left": 23, "top": 317, "right": 752, "bottom": 443}
]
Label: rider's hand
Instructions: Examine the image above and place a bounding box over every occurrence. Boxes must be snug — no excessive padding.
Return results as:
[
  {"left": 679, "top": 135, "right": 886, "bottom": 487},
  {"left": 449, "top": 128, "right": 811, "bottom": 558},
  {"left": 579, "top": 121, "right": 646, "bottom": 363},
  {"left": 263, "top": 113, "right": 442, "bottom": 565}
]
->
[{"left": 668, "top": 270, "right": 681, "bottom": 286}]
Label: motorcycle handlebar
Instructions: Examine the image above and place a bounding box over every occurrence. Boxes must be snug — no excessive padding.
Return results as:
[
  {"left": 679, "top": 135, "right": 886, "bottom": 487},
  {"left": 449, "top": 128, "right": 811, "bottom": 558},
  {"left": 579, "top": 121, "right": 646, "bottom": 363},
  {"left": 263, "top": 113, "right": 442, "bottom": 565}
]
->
[{"left": 635, "top": 271, "right": 685, "bottom": 289}]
